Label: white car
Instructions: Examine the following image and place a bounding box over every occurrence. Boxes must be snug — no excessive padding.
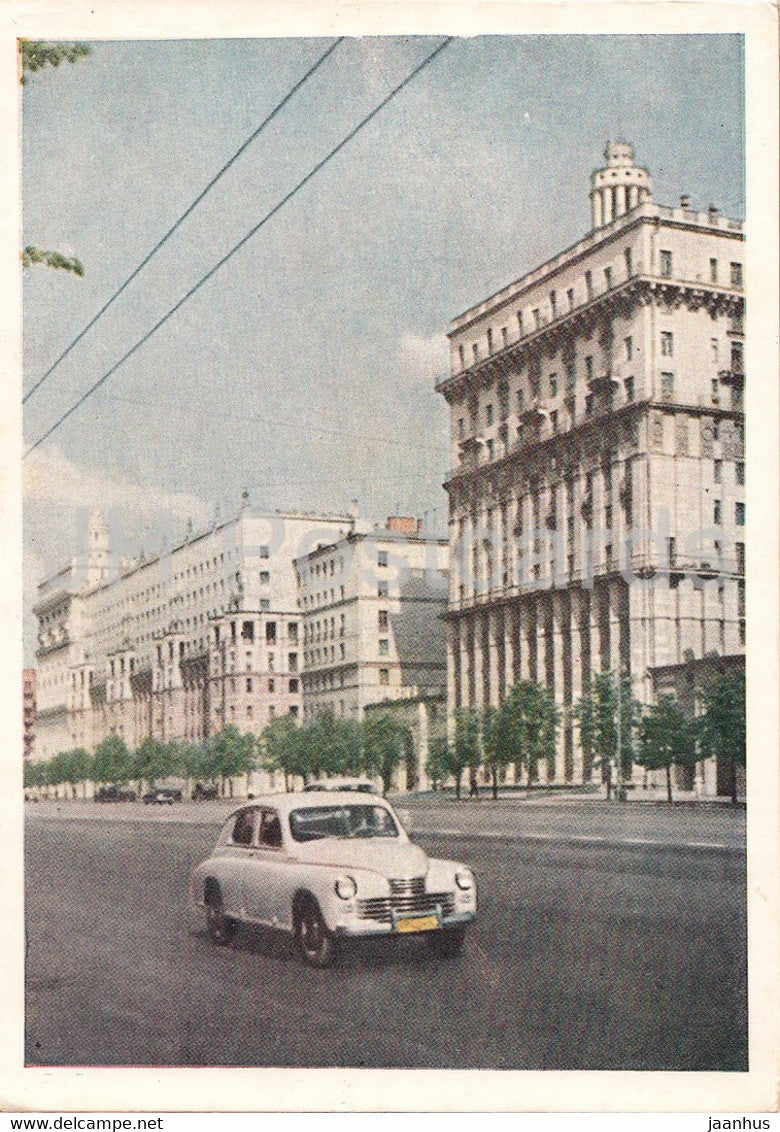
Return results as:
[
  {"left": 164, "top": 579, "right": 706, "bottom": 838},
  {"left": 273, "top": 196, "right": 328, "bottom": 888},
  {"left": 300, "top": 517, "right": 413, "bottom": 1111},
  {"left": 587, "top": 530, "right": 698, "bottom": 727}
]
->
[
  {"left": 302, "top": 777, "right": 379, "bottom": 794},
  {"left": 190, "top": 791, "right": 477, "bottom": 967}
]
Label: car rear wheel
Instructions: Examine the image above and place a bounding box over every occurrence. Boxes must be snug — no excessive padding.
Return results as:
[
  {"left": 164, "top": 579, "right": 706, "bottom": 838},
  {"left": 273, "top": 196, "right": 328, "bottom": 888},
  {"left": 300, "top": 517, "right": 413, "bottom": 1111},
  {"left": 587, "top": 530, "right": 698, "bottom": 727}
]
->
[
  {"left": 427, "top": 924, "right": 466, "bottom": 958},
  {"left": 294, "top": 898, "right": 338, "bottom": 968},
  {"left": 205, "top": 891, "right": 238, "bottom": 946}
]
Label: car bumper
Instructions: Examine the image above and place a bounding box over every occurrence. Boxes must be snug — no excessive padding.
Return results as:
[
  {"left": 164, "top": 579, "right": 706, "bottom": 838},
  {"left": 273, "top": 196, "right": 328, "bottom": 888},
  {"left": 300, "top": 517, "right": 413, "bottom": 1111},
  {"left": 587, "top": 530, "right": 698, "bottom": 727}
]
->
[{"left": 331, "top": 907, "right": 477, "bottom": 938}]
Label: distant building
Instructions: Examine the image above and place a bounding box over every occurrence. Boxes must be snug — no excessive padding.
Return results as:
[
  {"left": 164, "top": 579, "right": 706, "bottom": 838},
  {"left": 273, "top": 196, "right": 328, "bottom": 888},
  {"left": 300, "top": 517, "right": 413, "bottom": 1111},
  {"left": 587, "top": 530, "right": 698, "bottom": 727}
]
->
[
  {"left": 32, "top": 500, "right": 354, "bottom": 760},
  {"left": 295, "top": 517, "right": 449, "bottom": 784},
  {"left": 436, "top": 142, "right": 744, "bottom": 793},
  {"left": 23, "top": 669, "right": 36, "bottom": 759}
]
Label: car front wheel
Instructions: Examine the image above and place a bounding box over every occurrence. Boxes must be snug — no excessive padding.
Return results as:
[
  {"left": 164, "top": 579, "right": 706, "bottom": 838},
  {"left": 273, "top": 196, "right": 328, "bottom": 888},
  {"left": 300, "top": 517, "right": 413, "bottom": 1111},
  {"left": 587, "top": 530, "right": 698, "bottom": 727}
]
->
[
  {"left": 427, "top": 924, "right": 466, "bottom": 958},
  {"left": 205, "top": 892, "right": 238, "bottom": 946},
  {"left": 294, "top": 898, "right": 338, "bottom": 968}
]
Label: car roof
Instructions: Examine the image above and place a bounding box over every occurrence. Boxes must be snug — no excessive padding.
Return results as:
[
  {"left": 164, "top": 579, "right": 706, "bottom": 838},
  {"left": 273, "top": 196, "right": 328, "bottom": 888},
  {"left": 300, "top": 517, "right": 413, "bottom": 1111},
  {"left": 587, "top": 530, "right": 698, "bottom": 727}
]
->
[{"left": 225, "top": 791, "right": 392, "bottom": 821}]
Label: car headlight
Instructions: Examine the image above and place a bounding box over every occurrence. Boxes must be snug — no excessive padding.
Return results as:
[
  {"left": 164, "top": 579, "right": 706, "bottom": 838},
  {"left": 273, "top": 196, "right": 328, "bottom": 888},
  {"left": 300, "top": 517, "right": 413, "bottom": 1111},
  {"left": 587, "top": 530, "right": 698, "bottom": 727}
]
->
[
  {"left": 455, "top": 867, "right": 474, "bottom": 891},
  {"left": 334, "top": 875, "right": 357, "bottom": 900}
]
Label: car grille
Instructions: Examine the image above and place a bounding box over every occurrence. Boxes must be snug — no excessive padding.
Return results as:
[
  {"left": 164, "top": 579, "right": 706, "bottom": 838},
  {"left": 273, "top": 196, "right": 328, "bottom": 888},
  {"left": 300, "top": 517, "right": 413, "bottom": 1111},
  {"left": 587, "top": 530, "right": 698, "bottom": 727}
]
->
[{"left": 357, "top": 877, "right": 455, "bottom": 924}]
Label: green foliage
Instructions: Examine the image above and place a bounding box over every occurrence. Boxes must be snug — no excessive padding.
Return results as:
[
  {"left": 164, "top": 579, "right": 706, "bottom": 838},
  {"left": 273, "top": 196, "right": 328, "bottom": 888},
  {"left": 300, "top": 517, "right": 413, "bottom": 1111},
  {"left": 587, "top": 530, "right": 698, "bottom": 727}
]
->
[
  {"left": 24, "top": 760, "right": 46, "bottom": 790},
  {"left": 130, "top": 736, "right": 171, "bottom": 787},
  {"left": 697, "top": 667, "right": 746, "bottom": 802},
  {"left": 209, "top": 725, "right": 256, "bottom": 784},
  {"left": 262, "top": 715, "right": 309, "bottom": 787},
  {"left": 361, "top": 713, "right": 404, "bottom": 795},
  {"left": 21, "top": 246, "right": 85, "bottom": 276},
  {"left": 451, "top": 708, "right": 481, "bottom": 798},
  {"left": 481, "top": 705, "right": 507, "bottom": 798},
  {"left": 91, "top": 733, "right": 131, "bottom": 784},
  {"left": 635, "top": 695, "right": 697, "bottom": 802},
  {"left": 425, "top": 736, "right": 450, "bottom": 791},
  {"left": 19, "top": 40, "right": 91, "bottom": 84},
  {"left": 575, "top": 671, "right": 639, "bottom": 796},
  {"left": 493, "top": 680, "right": 560, "bottom": 787}
]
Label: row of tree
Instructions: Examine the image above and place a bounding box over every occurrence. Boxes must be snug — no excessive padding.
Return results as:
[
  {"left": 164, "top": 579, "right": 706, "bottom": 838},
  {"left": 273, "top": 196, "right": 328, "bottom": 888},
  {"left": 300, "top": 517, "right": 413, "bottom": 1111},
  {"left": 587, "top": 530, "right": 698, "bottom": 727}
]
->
[
  {"left": 425, "top": 668, "right": 746, "bottom": 803},
  {"left": 25, "top": 669, "right": 745, "bottom": 802}
]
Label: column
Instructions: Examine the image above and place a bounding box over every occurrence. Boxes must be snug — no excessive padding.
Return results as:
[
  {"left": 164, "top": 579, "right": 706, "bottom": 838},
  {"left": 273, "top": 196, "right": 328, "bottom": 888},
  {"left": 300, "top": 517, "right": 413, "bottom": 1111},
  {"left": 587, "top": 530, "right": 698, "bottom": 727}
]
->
[
  {"left": 459, "top": 618, "right": 470, "bottom": 714},
  {"left": 503, "top": 605, "right": 516, "bottom": 693},
  {"left": 472, "top": 611, "right": 484, "bottom": 709},
  {"left": 603, "top": 186, "right": 614, "bottom": 224},
  {"left": 487, "top": 609, "right": 501, "bottom": 708},
  {"left": 446, "top": 627, "right": 458, "bottom": 721},
  {"left": 570, "top": 589, "right": 585, "bottom": 782},
  {"left": 592, "top": 190, "right": 603, "bottom": 229},
  {"left": 417, "top": 699, "right": 429, "bottom": 791},
  {"left": 535, "top": 596, "right": 549, "bottom": 785},
  {"left": 616, "top": 183, "right": 628, "bottom": 217}
]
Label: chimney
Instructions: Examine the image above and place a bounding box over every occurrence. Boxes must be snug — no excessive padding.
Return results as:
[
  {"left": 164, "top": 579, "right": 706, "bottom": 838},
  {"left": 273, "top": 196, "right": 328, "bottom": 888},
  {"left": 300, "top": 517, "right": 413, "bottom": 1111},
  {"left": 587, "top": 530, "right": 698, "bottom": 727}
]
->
[
  {"left": 708, "top": 204, "right": 720, "bottom": 223},
  {"left": 386, "top": 516, "right": 417, "bottom": 535},
  {"left": 680, "top": 194, "right": 691, "bottom": 209}
]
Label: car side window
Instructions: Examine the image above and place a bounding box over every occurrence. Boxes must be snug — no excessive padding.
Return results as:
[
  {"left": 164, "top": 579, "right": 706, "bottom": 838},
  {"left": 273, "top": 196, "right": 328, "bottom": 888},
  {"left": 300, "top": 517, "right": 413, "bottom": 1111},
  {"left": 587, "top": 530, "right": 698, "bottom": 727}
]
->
[
  {"left": 232, "top": 808, "right": 258, "bottom": 846},
  {"left": 259, "top": 809, "right": 283, "bottom": 849}
]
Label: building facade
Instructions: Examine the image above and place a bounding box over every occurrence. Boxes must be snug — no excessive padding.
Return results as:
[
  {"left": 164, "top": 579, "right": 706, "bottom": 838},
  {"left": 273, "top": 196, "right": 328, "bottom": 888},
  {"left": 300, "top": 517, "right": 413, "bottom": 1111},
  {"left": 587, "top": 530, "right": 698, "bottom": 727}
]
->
[
  {"left": 295, "top": 517, "right": 448, "bottom": 717},
  {"left": 437, "top": 142, "right": 744, "bottom": 792},
  {"left": 33, "top": 501, "right": 354, "bottom": 760}
]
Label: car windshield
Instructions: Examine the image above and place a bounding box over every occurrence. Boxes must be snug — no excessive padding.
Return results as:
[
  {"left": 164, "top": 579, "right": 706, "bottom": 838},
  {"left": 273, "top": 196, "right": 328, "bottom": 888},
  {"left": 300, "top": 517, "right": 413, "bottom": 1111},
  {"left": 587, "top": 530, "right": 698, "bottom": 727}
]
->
[{"left": 289, "top": 804, "right": 399, "bottom": 842}]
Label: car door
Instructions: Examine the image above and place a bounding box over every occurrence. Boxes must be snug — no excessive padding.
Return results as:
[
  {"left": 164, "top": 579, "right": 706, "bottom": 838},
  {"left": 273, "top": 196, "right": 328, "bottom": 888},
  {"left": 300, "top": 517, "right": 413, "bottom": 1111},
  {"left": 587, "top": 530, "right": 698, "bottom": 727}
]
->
[
  {"left": 241, "top": 807, "right": 290, "bottom": 928},
  {"left": 219, "top": 806, "right": 260, "bottom": 919}
]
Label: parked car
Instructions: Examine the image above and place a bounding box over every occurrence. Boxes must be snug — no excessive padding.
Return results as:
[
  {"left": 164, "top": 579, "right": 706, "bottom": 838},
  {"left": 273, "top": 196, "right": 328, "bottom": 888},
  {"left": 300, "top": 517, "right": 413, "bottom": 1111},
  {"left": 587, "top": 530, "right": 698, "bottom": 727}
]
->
[
  {"left": 192, "top": 782, "right": 219, "bottom": 801},
  {"left": 302, "top": 778, "right": 380, "bottom": 794},
  {"left": 190, "top": 791, "right": 477, "bottom": 967},
  {"left": 143, "top": 787, "right": 183, "bottom": 805},
  {"left": 94, "top": 785, "right": 136, "bottom": 803}
]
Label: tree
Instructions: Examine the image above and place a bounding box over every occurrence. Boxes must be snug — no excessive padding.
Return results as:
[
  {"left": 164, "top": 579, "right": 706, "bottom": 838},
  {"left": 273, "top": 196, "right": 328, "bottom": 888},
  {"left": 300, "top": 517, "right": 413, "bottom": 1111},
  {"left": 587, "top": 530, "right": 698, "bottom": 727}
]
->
[
  {"left": 361, "top": 714, "right": 403, "bottom": 795},
  {"left": 494, "top": 680, "right": 560, "bottom": 788},
  {"left": 92, "top": 733, "right": 131, "bottom": 785},
  {"left": 24, "top": 760, "right": 46, "bottom": 793},
  {"left": 60, "top": 747, "right": 93, "bottom": 798},
  {"left": 575, "top": 671, "right": 638, "bottom": 800},
  {"left": 635, "top": 695, "right": 697, "bottom": 802},
  {"left": 19, "top": 40, "right": 91, "bottom": 84},
  {"left": 209, "top": 726, "right": 256, "bottom": 796},
  {"left": 20, "top": 40, "right": 90, "bottom": 277},
  {"left": 482, "top": 705, "right": 509, "bottom": 800},
  {"left": 697, "top": 667, "right": 746, "bottom": 804},
  {"left": 425, "top": 736, "right": 449, "bottom": 792},
  {"left": 130, "top": 736, "right": 171, "bottom": 791},
  {"left": 451, "top": 708, "right": 481, "bottom": 800},
  {"left": 263, "top": 715, "right": 308, "bottom": 790}
]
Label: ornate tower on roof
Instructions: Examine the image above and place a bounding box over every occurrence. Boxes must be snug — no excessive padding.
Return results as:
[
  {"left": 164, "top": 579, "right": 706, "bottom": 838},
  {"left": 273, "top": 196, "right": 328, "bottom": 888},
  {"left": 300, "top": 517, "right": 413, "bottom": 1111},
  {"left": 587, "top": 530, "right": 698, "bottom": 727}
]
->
[
  {"left": 589, "top": 140, "right": 652, "bottom": 230},
  {"left": 85, "top": 510, "right": 110, "bottom": 588}
]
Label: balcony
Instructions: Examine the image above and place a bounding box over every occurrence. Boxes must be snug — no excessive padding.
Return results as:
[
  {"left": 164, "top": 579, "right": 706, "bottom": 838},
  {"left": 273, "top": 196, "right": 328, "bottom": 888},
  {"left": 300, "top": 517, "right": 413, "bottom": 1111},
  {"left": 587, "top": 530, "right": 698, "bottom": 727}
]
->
[{"left": 718, "top": 368, "right": 745, "bottom": 386}]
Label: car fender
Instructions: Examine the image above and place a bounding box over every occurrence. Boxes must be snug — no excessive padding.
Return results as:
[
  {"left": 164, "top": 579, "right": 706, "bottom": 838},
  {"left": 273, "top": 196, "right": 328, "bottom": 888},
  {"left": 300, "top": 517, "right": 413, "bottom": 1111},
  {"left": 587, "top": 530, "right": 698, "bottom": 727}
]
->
[{"left": 290, "top": 865, "right": 388, "bottom": 934}]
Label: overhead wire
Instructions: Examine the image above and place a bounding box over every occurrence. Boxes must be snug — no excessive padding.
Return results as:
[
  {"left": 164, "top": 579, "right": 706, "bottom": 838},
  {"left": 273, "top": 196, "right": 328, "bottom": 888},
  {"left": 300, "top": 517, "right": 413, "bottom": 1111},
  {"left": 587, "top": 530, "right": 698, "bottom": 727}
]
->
[
  {"left": 22, "top": 37, "right": 344, "bottom": 406},
  {"left": 23, "top": 36, "right": 454, "bottom": 459}
]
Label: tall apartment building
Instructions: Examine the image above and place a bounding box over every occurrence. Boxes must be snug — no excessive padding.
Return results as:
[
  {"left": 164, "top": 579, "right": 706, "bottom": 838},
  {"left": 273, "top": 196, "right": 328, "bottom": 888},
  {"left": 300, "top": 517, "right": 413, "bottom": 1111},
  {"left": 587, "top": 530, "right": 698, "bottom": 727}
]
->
[
  {"left": 436, "top": 142, "right": 744, "bottom": 794},
  {"left": 32, "top": 499, "right": 353, "bottom": 760},
  {"left": 295, "top": 517, "right": 449, "bottom": 727}
]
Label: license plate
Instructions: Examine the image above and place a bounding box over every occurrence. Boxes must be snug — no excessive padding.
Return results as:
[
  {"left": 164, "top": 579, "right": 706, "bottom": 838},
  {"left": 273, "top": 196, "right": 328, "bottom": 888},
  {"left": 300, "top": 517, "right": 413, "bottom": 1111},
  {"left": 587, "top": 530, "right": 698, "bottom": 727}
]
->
[{"left": 395, "top": 915, "right": 439, "bottom": 934}]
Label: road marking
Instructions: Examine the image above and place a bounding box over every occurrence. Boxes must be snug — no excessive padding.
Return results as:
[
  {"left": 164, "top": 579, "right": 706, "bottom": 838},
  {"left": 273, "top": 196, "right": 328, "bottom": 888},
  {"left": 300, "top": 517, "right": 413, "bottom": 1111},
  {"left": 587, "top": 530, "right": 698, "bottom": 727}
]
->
[{"left": 418, "top": 828, "right": 737, "bottom": 852}]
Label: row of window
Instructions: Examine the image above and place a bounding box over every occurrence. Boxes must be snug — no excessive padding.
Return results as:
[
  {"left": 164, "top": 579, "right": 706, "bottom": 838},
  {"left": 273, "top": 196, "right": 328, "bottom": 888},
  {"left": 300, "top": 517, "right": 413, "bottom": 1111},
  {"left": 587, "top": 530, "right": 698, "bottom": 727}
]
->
[{"left": 455, "top": 252, "right": 742, "bottom": 373}]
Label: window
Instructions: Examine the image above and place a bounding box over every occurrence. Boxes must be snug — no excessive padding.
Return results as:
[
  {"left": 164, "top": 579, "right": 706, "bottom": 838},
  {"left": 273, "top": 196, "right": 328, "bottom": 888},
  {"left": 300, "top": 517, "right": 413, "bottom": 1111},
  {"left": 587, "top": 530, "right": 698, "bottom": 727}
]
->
[
  {"left": 533, "top": 308, "right": 541, "bottom": 329},
  {"left": 487, "top": 328, "right": 494, "bottom": 354},
  {"left": 246, "top": 677, "right": 253, "bottom": 693},
  {"left": 731, "top": 341, "right": 743, "bottom": 374},
  {"left": 668, "top": 537, "right": 676, "bottom": 568},
  {"left": 714, "top": 460, "right": 722, "bottom": 484},
  {"left": 485, "top": 403, "right": 494, "bottom": 426},
  {"left": 379, "top": 668, "right": 390, "bottom": 686},
  {"left": 736, "top": 542, "right": 745, "bottom": 574},
  {"left": 289, "top": 678, "right": 299, "bottom": 693},
  {"left": 472, "top": 343, "right": 479, "bottom": 364},
  {"left": 604, "top": 266, "right": 613, "bottom": 290},
  {"left": 378, "top": 609, "right": 388, "bottom": 630},
  {"left": 550, "top": 410, "right": 558, "bottom": 433},
  {"left": 501, "top": 326, "right": 508, "bottom": 347},
  {"left": 379, "top": 639, "right": 389, "bottom": 656},
  {"left": 585, "top": 356, "right": 593, "bottom": 382},
  {"left": 265, "top": 621, "right": 276, "bottom": 644},
  {"left": 486, "top": 439, "right": 495, "bottom": 462},
  {"left": 736, "top": 462, "right": 745, "bottom": 485},
  {"left": 232, "top": 808, "right": 257, "bottom": 846},
  {"left": 458, "top": 417, "right": 465, "bottom": 439},
  {"left": 660, "top": 372, "right": 674, "bottom": 401},
  {"left": 377, "top": 549, "right": 388, "bottom": 568},
  {"left": 259, "top": 571, "right": 270, "bottom": 585},
  {"left": 730, "top": 262, "right": 743, "bottom": 287},
  {"left": 288, "top": 652, "right": 298, "bottom": 672},
  {"left": 567, "top": 287, "right": 575, "bottom": 311},
  {"left": 585, "top": 271, "right": 593, "bottom": 299},
  {"left": 246, "top": 704, "right": 253, "bottom": 718},
  {"left": 624, "top": 336, "right": 633, "bottom": 361},
  {"left": 378, "top": 581, "right": 389, "bottom": 597},
  {"left": 268, "top": 653, "right": 274, "bottom": 672},
  {"left": 549, "top": 375, "right": 558, "bottom": 398},
  {"left": 660, "top": 250, "right": 672, "bottom": 277},
  {"left": 288, "top": 622, "right": 298, "bottom": 643},
  {"left": 661, "top": 331, "right": 674, "bottom": 357},
  {"left": 517, "top": 310, "right": 524, "bottom": 335},
  {"left": 711, "top": 377, "right": 720, "bottom": 404},
  {"left": 458, "top": 344, "right": 465, "bottom": 370},
  {"left": 268, "top": 677, "right": 275, "bottom": 693},
  {"left": 550, "top": 291, "right": 557, "bottom": 317},
  {"left": 259, "top": 599, "right": 270, "bottom": 612},
  {"left": 710, "top": 258, "right": 718, "bottom": 283},
  {"left": 585, "top": 394, "right": 594, "bottom": 418},
  {"left": 714, "top": 500, "right": 722, "bottom": 525},
  {"left": 624, "top": 247, "right": 633, "bottom": 277},
  {"left": 624, "top": 376, "right": 635, "bottom": 401},
  {"left": 565, "top": 358, "right": 575, "bottom": 390},
  {"left": 259, "top": 810, "right": 283, "bottom": 849},
  {"left": 260, "top": 545, "right": 270, "bottom": 559},
  {"left": 735, "top": 502, "right": 745, "bottom": 526}
]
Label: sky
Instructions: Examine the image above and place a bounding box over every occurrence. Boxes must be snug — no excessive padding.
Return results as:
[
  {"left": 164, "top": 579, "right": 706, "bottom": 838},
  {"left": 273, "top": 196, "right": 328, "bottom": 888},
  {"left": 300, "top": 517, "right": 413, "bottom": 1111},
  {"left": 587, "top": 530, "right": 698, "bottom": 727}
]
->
[{"left": 21, "top": 34, "right": 745, "bottom": 662}]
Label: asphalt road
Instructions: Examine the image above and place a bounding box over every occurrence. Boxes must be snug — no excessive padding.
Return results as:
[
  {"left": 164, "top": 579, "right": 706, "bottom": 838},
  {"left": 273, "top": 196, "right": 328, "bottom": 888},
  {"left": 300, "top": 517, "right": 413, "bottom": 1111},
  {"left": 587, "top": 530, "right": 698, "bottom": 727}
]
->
[{"left": 24, "top": 809, "right": 747, "bottom": 1070}]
